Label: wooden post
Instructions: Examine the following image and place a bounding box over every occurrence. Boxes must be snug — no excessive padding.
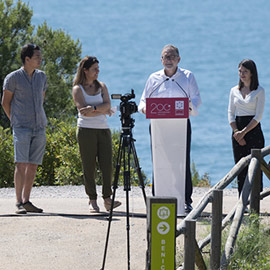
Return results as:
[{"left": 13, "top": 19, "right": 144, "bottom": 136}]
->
[
  {"left": 210, "top": 190, "right": 223, "bottom": 270},
  {"left": 250, "top": 149, "right": 261, "bottom": 214},
  {"left": 194, "top": 240, "right": 207, "bottom": 270},
  {"left": 177, "top": 154, "right": 251, "bottom": 237},
  {"left": 184, "top": 219, "right": 196, "bottom": 270},
  {"left": 221, "top": 157, "right": 259, "bottom": 268}
]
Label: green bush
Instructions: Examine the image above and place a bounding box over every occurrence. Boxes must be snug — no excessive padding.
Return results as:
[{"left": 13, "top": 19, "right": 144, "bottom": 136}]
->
[
  {"left": 110, "top": 129, "right": 148, "bottom": 186},
  {"left": 0, "top": 118, "right": 147, "bottom": 187},
  {"left": 191, "top": 160, "right": 211, "bottom": 187},
  {"left": 0, "top": 126, "right": 14, "bottom": 187},
  {"left": 35, "top": 118, "right": 83, "bottom": 186},
  {"left": 1, "top": 119, "right": 209, "bottom": 188},
  {"left": 40, "top": 119, "right": 148, "bottom": 186}
]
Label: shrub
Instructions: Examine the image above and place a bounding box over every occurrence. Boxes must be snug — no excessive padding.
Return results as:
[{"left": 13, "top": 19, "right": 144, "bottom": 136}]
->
[
  {"left": 0, "top": 126, "right": 14, "bottom": 187},
  {"left": 37, "top": 119, "right": 147, "bottom": 186},
  {"left": 1, "top": 119, "right": 207, "bottom": 188},
  {"left": 191, "top": 160, "right": 211, "bottom": 187},
  {"left": 35, "top": 118, "right": 83, "bottom": 186}
]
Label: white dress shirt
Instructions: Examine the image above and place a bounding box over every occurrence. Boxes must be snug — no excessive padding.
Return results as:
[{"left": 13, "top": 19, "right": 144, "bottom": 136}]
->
[
  {"left": 228, "top": 85, "right": 265, "bottom": 124},
  {"left": 138, "top": 67, "right": 202, "bottom": 116}
]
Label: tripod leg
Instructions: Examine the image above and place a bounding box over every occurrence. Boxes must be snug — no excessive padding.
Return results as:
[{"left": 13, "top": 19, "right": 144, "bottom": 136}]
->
[
  {"left": 123, "top": 139, "right": 131, "bottom": 269},
  {"left": 101, "top": 135, "right": 123, "bottom": 270},
  {"left": 130, "top": 139, "right": 147, "bottom": 204}
]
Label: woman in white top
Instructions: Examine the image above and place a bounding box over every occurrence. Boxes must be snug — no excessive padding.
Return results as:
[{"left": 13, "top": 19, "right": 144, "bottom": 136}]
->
[
  {"left": 72, "top": 56, "right": 121, "bottom": 213},
  {"left": 228, "top": 59, "right": 265, "bottom": 195}
]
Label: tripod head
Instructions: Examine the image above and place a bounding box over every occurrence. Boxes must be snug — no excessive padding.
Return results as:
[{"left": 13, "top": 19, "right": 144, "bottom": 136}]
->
[{"left": 111, "top": 89, "right": 138, "bottom": 134}]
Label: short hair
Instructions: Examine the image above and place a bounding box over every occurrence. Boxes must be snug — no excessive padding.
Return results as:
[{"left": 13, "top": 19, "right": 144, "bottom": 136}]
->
[
  {"left": 238, "top": 59, "right": 259, "bottom": 91},
  {"left": 161, "top": 44, "right": 179, "bottom": 57},
  {"left": 21, "top": 44, "right": 40, "bottom": 64}
]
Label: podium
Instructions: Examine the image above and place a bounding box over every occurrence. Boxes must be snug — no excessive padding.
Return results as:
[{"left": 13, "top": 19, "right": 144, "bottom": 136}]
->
[{"left": 146, "top": 97, "right": 189, "bottom": 216}]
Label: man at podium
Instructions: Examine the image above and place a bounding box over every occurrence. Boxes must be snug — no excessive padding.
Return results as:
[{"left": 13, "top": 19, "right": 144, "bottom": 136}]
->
[{"left": 138, "top": 44, "right": 202, "bottom": 213}]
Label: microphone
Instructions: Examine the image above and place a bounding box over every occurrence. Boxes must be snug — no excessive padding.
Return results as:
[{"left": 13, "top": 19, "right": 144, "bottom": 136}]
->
[
  {"left": 172, "top": 79, "right": 189, "bottom": 98},
  {"left": 149, "top": 78, "right": 169, "bottom": 97},
  {"left": 172, "top": 79, "right": 193, "bottom": 112}
]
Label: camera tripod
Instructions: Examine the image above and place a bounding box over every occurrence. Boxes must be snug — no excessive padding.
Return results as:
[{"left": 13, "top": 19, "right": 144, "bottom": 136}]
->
[{"left": 101, "top": 122, "right": 147, "bottom": 270}]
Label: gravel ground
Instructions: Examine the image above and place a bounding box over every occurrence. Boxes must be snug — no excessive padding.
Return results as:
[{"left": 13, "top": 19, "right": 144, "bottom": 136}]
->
[{"left": 0, "top": 185, "right": 240, "bottom": 199}]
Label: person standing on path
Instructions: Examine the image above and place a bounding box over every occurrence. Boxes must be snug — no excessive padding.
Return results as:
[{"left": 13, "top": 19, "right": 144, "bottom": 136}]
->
[
  {"left": 228, "top": 59, "right": 265, "bottom": 196},
  {"left": 1, "top": 44, "right": 47, "bottom": 214},
  {"left": 138, "top": 44, "right": 202, "bottom": 213},
  {"left": 72, "top": 56, "right": 121, "bottom": 213}
]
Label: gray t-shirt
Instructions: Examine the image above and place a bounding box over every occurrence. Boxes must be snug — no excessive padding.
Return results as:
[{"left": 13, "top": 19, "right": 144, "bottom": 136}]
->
[{"left": 3, "top": 67, "right": 47, "bottom": 129}]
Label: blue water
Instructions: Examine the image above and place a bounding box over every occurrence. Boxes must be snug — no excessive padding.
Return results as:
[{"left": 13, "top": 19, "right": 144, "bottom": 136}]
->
[{"left": 23, "top": 0, "right": 270, "bottom": 187}]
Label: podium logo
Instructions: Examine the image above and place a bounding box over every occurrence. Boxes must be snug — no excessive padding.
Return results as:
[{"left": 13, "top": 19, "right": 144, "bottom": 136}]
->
[
  {"left": 175, "top": 100, "right": 184, "bottom": 115},
  {"left": 150, "top": 103, "right": 171, "bottom": 114}
]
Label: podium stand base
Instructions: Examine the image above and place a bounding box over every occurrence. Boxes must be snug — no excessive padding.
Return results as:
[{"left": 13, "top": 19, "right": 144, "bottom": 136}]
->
[{"left": 151, "top": 119, "right": 187, "bottom": 216}]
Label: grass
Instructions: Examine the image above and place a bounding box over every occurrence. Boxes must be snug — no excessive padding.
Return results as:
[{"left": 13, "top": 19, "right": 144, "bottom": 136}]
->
[
  {"left": 228, "top": 214, "right": 270, "bottom": 269},
  {"left": 176, "top": 214, "right": 270, "bottom": 269}
]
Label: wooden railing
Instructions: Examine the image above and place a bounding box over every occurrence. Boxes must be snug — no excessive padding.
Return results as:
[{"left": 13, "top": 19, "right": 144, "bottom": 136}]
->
[{"left": 176, "top": 146, "right": 270, "bottom": 270}]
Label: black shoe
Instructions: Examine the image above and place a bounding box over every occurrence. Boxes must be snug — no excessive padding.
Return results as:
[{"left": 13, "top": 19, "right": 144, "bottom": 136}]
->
[
  {"left": 185, "top": 203, "right": 193, "bottom": 213},
  {"left": 23, "top": 201, "right": 43, "bottom": 213}
]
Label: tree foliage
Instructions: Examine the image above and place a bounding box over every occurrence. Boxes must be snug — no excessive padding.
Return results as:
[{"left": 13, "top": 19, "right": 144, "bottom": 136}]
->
[
  {"left": 33, "top": 22, "right": 81, "bottom": 119},
  {"left": 0, "top": 0, "right": 149, "bottom": 188},
  {"left": 0, "top": 0, "right": 34, "bottom": 127},
  {"left": 0, "top": 0, "right": 81, "bottom": 128}
]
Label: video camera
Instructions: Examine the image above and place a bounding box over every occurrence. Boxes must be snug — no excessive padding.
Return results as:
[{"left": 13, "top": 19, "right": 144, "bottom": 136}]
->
[{"left": 111, "top": 89, "right": 138, "bottom": 129}]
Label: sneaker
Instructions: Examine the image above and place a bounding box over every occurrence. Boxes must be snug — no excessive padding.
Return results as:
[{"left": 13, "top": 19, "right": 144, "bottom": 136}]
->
[
  {"left": 104, "top": 197, "right": 122, "bottom": 211},
  {"left": 89, "top": 200, "right": 100, "bottom": 213},
  {"left": 23, "top": 201, "right": 43, "bottom": 213},
  {"left": 15, "top": 202, "right": 27, "bottom": 214},
  {"left": 185, "top": 202, "right": 193, "bottom": 214}
]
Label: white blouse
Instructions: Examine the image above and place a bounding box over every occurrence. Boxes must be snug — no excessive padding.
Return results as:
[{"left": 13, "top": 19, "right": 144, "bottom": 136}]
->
[{"left": 228, "top": 85, "right": 265, "bottom": 124}]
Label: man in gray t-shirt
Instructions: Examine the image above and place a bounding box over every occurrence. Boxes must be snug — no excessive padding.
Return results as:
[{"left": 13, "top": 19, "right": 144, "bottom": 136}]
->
[{"left": 1, "top": 44, "right": 47, "bottom": 214}]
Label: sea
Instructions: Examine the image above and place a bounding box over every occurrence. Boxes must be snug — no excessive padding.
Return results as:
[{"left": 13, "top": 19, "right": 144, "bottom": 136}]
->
[{"left": 23, "top": 0, "right": 270, "bottom": 187}]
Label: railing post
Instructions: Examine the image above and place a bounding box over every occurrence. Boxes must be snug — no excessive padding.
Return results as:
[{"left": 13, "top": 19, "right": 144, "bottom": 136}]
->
[
  {"left": 250, "top": 149, "right": 261, "bottom": 214},
  {"left": 184, "top": 219, "right": 196, "bottom": 270},
  {"left": 210, "top": 189, "right": 223, "bottom": 270}
]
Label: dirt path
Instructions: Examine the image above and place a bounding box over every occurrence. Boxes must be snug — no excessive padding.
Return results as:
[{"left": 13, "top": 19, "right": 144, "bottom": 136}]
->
[{"left": 0, "top": 187, "right": 270, "bottom": 270}]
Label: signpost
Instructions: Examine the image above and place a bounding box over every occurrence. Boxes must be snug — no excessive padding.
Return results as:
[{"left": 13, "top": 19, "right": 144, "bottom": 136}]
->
[{"left": 146, "top": 197, "right": 177, "bottom": 269}]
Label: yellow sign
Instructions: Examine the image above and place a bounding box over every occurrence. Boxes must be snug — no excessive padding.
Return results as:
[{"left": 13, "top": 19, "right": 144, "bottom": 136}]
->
[{"left": 151, "top": 203, "right": 176, "bottom": 269}]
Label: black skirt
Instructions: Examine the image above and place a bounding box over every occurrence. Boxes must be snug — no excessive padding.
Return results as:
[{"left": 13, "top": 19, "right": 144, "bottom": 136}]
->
[{"left": 232, "top": 115, "right": 264, "bottom": 194}]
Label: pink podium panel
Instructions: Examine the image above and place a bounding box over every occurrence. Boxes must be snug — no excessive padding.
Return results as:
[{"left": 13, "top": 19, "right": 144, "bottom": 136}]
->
[
  {"left": 146, "top": 97, "right": 189, "bottom": 216},
  {"left": 146, "top": 97, "right": 189, "bottom": 119}
]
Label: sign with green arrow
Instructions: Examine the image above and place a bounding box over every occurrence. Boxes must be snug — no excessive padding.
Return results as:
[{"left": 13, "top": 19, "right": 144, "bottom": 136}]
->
[{"left": 146, "top": 197, "right": 177, "bottom": 270}]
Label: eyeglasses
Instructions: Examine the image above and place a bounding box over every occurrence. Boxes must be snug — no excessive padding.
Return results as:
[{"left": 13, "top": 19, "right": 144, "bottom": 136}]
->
[{"left": 162, "top": 54, "right": 178, "bottom": 61}]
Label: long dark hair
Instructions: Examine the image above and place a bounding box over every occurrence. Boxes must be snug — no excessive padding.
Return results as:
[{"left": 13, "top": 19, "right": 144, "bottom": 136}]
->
[{"left": 238, "top": 59, "right": 259, "bottom": 91}]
